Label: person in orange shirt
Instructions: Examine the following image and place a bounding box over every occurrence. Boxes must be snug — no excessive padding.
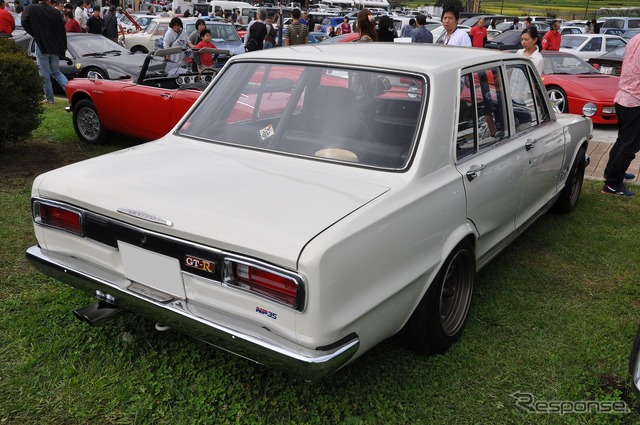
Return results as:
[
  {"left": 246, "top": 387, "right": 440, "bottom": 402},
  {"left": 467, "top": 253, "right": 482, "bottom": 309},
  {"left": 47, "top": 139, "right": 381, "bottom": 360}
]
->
[
  {"left": 541, "top": 20, "right": 561, "bottom": 50},
  {"left": 468, "top": 17, "right": 487, "bottom": 48}
]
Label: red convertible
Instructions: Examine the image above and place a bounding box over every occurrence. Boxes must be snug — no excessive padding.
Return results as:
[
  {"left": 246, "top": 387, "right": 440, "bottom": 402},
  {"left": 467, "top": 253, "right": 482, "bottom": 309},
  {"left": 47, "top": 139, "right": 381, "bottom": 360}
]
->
[{"left": 66, "top": 47, "right": 226, "bottom": 144}]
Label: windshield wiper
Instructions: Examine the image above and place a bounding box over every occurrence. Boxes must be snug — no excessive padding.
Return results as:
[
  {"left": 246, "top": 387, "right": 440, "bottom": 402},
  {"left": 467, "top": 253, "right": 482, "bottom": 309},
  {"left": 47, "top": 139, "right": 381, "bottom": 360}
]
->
[
  {"left": 82, "top": 52, "right": 105, "bottom": 57},
  {"left": 102, "top": 50, "right": 123, "bottom": 55}
]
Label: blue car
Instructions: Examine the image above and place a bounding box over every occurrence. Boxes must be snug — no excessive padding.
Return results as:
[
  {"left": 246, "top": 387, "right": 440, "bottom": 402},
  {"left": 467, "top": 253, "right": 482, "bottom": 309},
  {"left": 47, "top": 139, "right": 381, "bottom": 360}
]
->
[{"left": 308, "top": 31, "right": 327, "bottom": 44}]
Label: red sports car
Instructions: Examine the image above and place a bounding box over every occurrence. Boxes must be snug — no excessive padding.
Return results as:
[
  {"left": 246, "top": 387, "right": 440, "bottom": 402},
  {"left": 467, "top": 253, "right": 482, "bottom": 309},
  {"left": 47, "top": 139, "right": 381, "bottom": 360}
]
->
[
  {"left": 66, "top": 47, "right": 225, "bottom": 144},
  {"left": 541, "top": 51, "right": 619, "bottom": 125}
]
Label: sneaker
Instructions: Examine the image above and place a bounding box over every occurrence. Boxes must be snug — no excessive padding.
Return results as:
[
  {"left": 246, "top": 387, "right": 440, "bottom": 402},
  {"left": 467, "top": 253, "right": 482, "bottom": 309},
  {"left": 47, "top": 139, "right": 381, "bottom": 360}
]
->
[
  {"left": 602, "top": 184, "right": 635, "bottom": 197},
  {"left": 603, "top": 172, "right": 636, "bottom": 180}
]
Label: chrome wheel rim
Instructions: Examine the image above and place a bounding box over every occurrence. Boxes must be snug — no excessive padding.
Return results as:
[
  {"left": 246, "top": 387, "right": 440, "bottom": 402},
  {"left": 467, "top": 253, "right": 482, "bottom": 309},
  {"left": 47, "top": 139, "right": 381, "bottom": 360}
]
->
[
  {"left": 548, "top": 89, "right": 566, "bottom": 113},
  {"left": 77, "top": 107, "right": 100, "bottom": 141},
  {"left": 439, "top": 249, "right": 474, "bottom": 336},
  {"left": 86, "top": 70, "right": 104, "bottom": 79}
]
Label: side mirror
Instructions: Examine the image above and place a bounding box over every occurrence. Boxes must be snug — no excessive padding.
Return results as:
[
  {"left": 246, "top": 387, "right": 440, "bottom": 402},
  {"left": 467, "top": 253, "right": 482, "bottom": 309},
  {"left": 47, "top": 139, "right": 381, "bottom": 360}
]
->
[{"left": 65, "top": 57, "right": 74, "bottom": 66}]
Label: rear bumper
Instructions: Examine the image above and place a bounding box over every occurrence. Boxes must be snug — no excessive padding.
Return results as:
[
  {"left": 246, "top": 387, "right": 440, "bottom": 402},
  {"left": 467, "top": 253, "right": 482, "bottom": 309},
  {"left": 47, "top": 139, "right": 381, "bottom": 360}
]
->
[{"left": 26, "top": 245, "right": 360, "bottom": 380}]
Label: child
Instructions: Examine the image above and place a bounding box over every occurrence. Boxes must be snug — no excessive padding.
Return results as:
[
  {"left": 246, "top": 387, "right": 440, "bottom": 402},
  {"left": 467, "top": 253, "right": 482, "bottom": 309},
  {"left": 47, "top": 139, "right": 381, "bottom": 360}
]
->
[{"left": 195, "top": 28, "right": 217, "bottom": 71}]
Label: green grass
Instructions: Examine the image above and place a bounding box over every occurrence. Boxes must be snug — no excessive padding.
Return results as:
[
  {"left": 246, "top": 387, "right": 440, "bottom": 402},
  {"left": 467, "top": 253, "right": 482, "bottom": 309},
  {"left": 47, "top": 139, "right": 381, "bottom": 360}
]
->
[{"left": 1, "top": 105, "right": 640, "bottom": 424}]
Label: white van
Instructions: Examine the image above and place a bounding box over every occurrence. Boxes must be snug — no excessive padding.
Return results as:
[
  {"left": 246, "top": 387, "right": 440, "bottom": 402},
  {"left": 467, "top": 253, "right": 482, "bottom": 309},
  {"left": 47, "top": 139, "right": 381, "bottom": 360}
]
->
[
  {"left": 192, "top": 0, "right": 253, "bottom": 23},
  {"left": 601, "top": 17, "right": 640, "bottom": 34}
]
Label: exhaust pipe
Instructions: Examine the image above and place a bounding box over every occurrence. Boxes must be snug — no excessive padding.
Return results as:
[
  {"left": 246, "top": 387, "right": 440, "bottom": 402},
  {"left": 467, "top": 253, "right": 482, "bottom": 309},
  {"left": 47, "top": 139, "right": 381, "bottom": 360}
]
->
[{"left": 73, "top": 300, "right": 124, "bottom": 326}]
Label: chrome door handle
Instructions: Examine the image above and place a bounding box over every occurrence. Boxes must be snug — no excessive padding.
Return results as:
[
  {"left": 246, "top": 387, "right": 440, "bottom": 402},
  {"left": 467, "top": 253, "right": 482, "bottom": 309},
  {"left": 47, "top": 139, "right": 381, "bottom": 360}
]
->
[
  {"left": 466, "top": 164, "right": 487, "bottom": 181},
  {"left": 525, "top": 138, "right": 537, "bottom": 151},
  {"left": 160, "top": 93, "right": 172, "bottom": 99}
]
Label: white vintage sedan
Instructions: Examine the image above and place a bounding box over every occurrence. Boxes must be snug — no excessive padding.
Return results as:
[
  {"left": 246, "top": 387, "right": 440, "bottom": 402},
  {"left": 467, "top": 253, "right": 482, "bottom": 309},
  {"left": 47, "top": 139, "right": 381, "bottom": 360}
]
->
[{"left": 27, "top": 44, "right": 592, "bottom": 380}]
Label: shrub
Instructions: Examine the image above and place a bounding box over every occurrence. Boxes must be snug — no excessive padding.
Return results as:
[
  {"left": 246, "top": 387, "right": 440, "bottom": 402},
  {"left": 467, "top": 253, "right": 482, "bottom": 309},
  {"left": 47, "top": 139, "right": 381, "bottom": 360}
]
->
[{"left": 0, "top": 38, "right": 43, "bottom": 147}]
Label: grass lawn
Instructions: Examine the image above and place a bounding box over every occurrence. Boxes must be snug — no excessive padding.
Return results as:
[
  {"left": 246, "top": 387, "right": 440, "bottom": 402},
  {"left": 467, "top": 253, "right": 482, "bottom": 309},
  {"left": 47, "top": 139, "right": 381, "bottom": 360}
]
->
[{"left": 1, "top": 101, "right": 640, "bottom": 424}]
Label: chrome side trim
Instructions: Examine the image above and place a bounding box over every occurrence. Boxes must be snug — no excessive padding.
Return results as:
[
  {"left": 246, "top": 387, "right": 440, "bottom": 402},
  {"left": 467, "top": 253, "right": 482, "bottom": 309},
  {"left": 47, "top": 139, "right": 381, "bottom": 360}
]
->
[
  {"left": 116, "top": 208, "right": 173, "bottom": 227},
  {"left": 26, "top": 246, "right": 359, "bottom": 380}
]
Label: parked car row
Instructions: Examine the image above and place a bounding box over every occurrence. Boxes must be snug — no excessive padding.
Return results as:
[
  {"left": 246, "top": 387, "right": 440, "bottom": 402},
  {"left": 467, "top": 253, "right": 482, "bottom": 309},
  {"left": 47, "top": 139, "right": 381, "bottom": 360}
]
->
[{"left": 124, "top": 17, "right": 243, "bottom": 56}]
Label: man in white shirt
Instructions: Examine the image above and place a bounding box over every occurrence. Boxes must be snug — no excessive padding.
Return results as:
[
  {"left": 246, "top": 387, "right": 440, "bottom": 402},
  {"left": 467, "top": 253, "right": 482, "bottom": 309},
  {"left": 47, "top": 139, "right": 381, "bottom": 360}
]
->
[
  {"left": 441, "top": 5, "right": 470, "bottom": 47},
  {"left": 73, "top": 0, "right": 84, "bottom": 31}
]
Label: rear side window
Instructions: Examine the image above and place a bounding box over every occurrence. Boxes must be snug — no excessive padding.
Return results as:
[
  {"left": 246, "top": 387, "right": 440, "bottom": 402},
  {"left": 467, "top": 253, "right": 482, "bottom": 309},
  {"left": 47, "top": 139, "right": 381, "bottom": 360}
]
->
[{"left": 456, "top": 66, "right": 509, "bottom": 161}]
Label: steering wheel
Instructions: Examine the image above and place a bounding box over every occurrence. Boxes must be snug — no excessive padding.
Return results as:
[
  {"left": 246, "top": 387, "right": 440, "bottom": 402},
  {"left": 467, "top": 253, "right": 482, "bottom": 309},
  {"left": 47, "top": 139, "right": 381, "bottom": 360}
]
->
[{"left": 198, "top": 67, "right": 218, "bottom": 84}]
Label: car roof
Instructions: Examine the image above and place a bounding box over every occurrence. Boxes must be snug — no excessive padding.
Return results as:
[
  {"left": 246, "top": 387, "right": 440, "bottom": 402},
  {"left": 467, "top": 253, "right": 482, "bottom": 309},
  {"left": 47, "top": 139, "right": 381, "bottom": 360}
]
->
[
  {"left": 562, "top": 34, "right": 625, "bottom": 39},
  {"left": 230, "top": 43, "right": 517, "bottom": 74}
]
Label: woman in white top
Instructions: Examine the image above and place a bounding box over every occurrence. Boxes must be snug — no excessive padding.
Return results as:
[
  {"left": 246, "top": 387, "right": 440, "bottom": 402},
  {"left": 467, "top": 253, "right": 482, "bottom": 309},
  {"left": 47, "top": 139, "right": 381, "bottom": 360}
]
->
[{"left": 517, "top": 27, "right": 544, "bottom": 75}]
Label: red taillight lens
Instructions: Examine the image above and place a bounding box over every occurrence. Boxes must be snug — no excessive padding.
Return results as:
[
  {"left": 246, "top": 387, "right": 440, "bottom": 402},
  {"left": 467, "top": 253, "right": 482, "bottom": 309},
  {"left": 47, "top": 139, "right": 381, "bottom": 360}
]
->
[
  {"left": 225, "top": 260, "right": 302, "bottom": 309},
  {"left": 592, "top": 63, "right": 600, "bottom": 70},
  {"left": 34, "top": 201, "right": 83, "bottom": 235}
]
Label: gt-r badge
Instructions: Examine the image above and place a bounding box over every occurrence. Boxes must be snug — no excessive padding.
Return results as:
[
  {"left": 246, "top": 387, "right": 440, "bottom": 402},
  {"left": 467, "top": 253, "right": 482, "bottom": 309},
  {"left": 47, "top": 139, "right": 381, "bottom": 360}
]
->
[{"left": 184, "top": 255, "right": 215, "bottom": 274}]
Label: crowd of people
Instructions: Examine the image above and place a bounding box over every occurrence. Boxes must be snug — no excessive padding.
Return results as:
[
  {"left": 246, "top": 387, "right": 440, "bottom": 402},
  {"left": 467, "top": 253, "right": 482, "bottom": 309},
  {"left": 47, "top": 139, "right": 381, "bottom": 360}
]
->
[{"left": 5, "top": 1, "right": 639, "bottom": 193}]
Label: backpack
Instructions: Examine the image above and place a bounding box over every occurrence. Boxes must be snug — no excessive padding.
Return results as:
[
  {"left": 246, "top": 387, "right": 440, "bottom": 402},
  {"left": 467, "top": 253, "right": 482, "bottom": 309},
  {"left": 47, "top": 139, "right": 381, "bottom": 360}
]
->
[
  {"left": 245, "top": 21, "right": 265, "bottom": 51},
  {"left": 265, "top": 23, "right": 276, "bottom": 43},
  {"left": 245, "top": 38, "right": 259, "bottom": 52}
]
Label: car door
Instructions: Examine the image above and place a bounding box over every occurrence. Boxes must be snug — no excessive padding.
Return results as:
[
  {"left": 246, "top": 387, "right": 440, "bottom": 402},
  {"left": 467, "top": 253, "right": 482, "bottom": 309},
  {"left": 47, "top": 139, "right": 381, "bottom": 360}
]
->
[
  {"left": 121, "top": 84, "right": 174, "bottom": 139},
  {"left": 504, "top": 63, "right": 566, "bottom": 230},
  {"left": 454, "top": 65, "right": 528, "bottom": 266}
]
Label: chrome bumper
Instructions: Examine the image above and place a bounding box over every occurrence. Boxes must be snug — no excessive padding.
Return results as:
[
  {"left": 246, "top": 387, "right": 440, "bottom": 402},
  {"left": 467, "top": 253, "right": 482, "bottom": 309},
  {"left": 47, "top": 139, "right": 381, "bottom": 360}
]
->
[{"left": 26, "top": 245, "right": 360, "bottom": 380}]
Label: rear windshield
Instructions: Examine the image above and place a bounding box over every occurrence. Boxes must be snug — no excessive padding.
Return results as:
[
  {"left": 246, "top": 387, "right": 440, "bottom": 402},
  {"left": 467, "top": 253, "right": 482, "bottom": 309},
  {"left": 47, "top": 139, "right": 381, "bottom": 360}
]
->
[
  {"left": 603, "top": 19, "right": 623, "bottom": 29},
  {"left": 178, "top": 62, "right": 427, "bottom": 170}
]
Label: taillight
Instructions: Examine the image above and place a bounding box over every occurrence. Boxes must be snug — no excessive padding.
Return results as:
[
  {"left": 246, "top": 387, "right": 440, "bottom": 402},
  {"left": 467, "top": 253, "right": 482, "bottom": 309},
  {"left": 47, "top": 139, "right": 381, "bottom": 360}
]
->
[
  {"left": 33, "top": 200, "right": 83, "bottom": 235},
  {"left": 592, "top": 63, "right": 600, "bottom": 70},
  {"left": 223, "top": 258, "right": 304, "bottom": 310}
]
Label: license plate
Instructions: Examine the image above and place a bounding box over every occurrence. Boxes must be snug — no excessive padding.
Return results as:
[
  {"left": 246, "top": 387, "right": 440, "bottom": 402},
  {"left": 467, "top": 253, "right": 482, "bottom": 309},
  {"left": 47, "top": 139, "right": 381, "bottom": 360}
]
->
[
  {"left": 601, "top": 66, "right": 613, "bottom": 75},
  {"left": 118, "top": 241, "right": 185, "bottom": 299}
]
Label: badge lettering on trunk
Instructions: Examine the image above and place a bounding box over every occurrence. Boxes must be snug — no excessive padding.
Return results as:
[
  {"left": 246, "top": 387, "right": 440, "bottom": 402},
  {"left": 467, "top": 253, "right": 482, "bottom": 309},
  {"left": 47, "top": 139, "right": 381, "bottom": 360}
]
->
[{"left": 184, "top": 255, "right": 215, "bottom": 274}]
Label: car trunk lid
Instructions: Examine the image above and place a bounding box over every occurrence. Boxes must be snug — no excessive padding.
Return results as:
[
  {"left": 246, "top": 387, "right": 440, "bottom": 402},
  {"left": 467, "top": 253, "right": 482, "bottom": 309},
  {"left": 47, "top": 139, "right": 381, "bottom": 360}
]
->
[{"left": 34, "top": 139, "right": 389, "bottom": 268}]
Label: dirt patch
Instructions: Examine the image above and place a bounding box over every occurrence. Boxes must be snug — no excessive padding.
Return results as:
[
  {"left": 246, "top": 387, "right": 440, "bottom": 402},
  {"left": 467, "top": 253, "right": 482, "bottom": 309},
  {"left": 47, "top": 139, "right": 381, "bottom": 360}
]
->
[
  {"left": 599, "top": 373, "right": 638, "bottom": 413},
  {"left": 0, "top": 140, "right": 94, "bottom": 191}
]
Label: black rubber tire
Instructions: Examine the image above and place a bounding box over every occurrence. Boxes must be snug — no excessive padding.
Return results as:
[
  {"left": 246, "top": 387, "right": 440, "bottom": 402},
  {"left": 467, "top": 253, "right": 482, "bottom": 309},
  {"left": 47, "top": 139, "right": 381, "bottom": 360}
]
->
[
  {"left": 72, "top": 99, "right": 107, "bottom": 144},
  {"left": 130, "top": 46, "right": 148, "bottom": 54},
  {"left": 551, "top": 146, "right": 586, "bottom": 214},
  {"left": 547, "top": 85, "right": 568, "bottom": 113},
  {"left": 398, "top": 239, "right": 475, "bottom": 355}
]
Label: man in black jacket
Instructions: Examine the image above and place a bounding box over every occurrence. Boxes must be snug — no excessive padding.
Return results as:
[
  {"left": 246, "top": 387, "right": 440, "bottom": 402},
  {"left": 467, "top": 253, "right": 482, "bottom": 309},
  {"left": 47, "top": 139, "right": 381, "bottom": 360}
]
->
[
  {"left": 102, "top": 5, "right": 118, "bottom": 42},
  {"left": 22, "top": 0, "right": 68, "bottom": 103}
]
